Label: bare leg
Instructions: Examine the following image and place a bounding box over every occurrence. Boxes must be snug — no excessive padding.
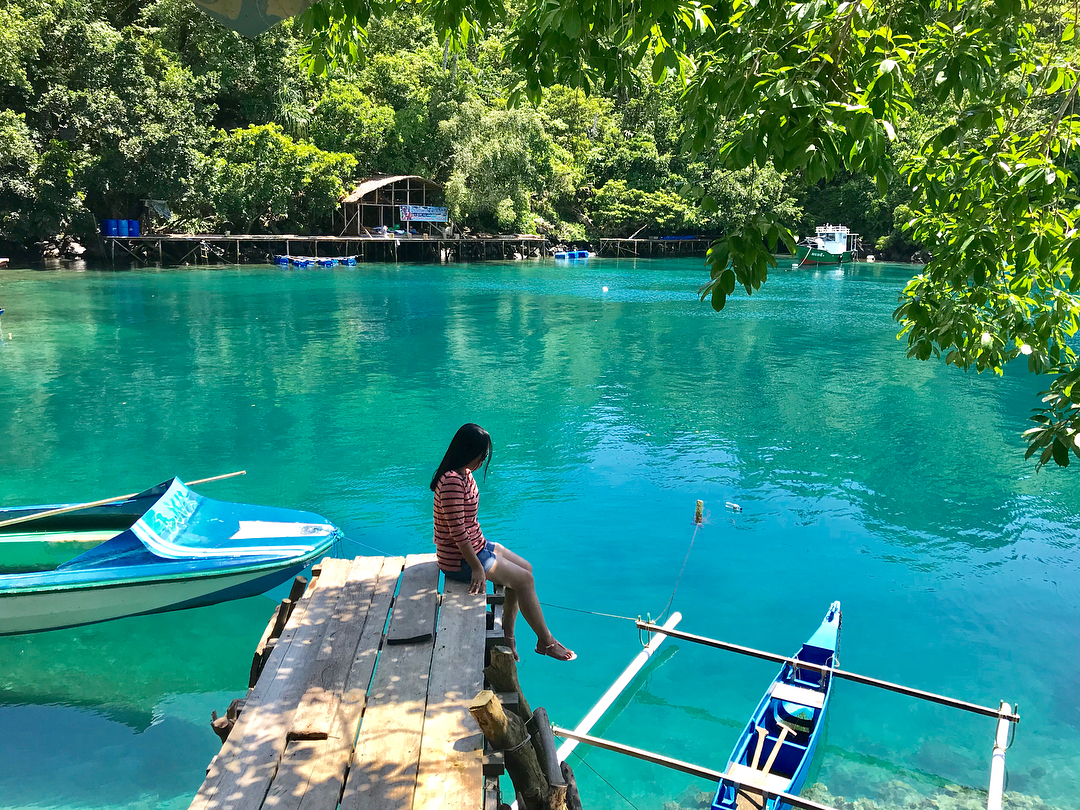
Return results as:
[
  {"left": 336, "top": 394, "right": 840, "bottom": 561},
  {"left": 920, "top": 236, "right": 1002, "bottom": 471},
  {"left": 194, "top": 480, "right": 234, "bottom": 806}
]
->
[
  {"left": 488, "top": 546, "right": 574, "bottom": 661},
  {"left": 490, "top": 542, "right": 532, "bottom": 573},
  {"left": 486, "top": 556, "right": 555, "bottom": 646},
  {"left": 489, "top": 543, "right": 529, "bottom": 649}
]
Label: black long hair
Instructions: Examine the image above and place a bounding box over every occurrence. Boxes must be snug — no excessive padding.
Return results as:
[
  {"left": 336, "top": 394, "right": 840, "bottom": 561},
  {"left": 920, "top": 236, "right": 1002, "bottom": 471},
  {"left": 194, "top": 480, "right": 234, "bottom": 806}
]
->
[{"left": 430, "top": 423, "right": 493, "bottom": 491}]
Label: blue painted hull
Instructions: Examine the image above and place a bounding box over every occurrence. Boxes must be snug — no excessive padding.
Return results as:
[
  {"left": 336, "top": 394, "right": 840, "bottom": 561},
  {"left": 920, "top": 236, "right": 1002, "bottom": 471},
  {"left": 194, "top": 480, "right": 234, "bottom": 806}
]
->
[
  {"left": 0, "top": 478, "right": 340, "bottom": 635},
  {"left": 712, "top": 603, "right": 842, "bottom": 810}
]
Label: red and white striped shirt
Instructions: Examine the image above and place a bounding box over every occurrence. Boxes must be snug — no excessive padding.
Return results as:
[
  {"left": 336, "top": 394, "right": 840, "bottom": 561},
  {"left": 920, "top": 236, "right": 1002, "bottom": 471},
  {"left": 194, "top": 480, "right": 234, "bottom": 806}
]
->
[{"left": 433, "top": 470, "right": 486, "bottom": 571}]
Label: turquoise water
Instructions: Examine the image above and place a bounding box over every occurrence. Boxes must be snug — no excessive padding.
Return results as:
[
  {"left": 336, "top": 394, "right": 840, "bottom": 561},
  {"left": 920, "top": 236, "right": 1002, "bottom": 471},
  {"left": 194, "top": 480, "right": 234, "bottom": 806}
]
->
[{"left": 0, "top": 259, "right": 1077, "bottom": 810}]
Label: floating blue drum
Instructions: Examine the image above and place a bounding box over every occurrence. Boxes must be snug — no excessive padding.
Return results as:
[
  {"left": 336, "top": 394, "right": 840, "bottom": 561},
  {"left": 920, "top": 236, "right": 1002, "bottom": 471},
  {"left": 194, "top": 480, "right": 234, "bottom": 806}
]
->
[
  {"left": 342, "top": 257, "right": 357, "bottom": 266},
  {"left": 275, "top": 256, "right": 289, "bottom": 266}
]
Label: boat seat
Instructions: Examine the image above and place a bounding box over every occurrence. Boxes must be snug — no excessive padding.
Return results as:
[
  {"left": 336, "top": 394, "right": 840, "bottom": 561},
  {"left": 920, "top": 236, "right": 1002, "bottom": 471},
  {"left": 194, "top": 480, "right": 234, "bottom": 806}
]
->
[
  {"left": 770, "top": 682, "right": 825, "bottom": 710},
  {"left": 726, "top": 763, "right": 792, "bottom": 794}
]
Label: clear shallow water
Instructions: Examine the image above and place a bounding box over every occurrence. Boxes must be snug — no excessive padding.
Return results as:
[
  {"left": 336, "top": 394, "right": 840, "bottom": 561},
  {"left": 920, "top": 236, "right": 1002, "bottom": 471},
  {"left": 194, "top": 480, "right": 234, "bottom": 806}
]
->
[{"left": 0, "top": 259, "right": 1077, "bottom": 810}]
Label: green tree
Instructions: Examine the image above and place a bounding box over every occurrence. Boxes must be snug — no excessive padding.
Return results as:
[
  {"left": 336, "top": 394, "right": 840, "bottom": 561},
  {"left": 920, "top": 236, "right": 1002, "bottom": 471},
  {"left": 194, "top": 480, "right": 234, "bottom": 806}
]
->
[{"left": 206, "top": 123, "right": 356, "bottom": 232}]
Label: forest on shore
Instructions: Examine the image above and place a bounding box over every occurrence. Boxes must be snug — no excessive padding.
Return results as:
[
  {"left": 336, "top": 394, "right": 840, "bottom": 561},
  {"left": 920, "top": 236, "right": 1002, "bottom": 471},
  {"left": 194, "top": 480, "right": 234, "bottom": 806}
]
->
[{"left": 0, "top": 0, "right": 922, "bottom": 256}]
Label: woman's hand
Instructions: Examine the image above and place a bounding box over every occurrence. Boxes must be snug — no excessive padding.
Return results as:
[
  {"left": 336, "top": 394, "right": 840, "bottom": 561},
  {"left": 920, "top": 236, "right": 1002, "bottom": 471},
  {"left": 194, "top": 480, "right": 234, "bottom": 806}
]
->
[{"left": 469, "top": 567, "right": 487, "bottom": 595}]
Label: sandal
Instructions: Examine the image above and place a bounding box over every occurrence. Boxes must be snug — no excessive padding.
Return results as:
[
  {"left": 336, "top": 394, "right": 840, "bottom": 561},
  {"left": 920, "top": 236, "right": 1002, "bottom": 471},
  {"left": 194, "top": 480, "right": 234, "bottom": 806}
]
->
[
  {"left": 504, "top": 636, "right": 520, "bottom": 662},
  {"left": 535, "top": 639, "right": 576, "bottom": 662}
]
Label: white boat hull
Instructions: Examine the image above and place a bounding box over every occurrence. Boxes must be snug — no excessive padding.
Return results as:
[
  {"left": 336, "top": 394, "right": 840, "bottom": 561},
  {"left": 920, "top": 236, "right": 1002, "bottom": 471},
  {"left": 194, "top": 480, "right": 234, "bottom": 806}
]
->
[{"left": 0, "top": 565, "right": 292, "bottom": 635}]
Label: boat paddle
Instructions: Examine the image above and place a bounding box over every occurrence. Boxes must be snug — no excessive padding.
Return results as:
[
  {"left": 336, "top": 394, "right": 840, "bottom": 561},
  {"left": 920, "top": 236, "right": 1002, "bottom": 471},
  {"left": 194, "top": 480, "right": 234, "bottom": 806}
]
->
[{"left": 0, "top": 470, "right": 247, "bottom": 530}]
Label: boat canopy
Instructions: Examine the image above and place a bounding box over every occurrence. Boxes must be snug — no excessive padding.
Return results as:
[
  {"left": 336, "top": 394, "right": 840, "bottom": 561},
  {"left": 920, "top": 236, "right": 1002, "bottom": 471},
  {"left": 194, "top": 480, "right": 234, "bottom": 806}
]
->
[
  {"left": 38, "top": 478, "right": 339, "bottom": 579},
  {"left": 128, "top": 478, "right": 336, "bottom": 560}
]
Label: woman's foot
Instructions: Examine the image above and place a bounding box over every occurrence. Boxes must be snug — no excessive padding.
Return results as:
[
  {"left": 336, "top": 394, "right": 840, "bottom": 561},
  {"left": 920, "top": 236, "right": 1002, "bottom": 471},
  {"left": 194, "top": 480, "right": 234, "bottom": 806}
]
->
[
  {"left": 535, "top": 639, "right": 576, "bottom": 661},
  {"left": 504, "top": 636, "right": 519, "bottom": 662}
]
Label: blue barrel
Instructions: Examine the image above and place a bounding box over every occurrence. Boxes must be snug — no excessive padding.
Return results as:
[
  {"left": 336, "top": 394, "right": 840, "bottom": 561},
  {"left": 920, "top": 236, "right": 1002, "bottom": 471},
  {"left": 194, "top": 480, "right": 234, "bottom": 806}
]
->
[
  {"left": 117, "top": 219, "right": 129, "bottom": 237},
  {"left": 101, "top": 219, "right": 118, "bottom": 236},
  {"left": 128, "top": 220, "right": 140, "bottom": 237}
]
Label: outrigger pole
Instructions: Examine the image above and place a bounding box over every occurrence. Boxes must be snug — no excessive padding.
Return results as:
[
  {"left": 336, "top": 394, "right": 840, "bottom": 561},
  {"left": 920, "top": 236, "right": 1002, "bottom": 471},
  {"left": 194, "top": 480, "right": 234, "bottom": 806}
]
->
[
  {"left": 636, "top": 620, "right": 1019, "bottom": 810},
  {"left": 551, "top": 727, "right": 842, "bottom": 810},
  {"left": 636, "top": 621, "right": 1020, "bottom": 723}
]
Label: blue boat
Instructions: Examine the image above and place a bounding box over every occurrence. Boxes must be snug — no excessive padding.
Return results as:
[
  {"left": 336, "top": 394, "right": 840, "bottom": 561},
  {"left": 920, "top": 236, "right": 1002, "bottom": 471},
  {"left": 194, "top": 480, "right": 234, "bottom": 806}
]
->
[
  {"left": 712, "top": 602, "right": 842, "bottom": 810},
  {"left": 0, "top": 478, "right": 341, "bottom": 635}
]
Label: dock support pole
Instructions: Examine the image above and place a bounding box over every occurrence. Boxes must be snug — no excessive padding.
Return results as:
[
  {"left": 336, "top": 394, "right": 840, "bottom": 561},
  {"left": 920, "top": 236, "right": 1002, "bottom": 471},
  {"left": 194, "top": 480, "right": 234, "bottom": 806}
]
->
[
  {"left": 987, "top": 702, "right": 1013, "bottom": 810},
  {"left": 470, "top": 690, "right": 549, "bottom": 810}
]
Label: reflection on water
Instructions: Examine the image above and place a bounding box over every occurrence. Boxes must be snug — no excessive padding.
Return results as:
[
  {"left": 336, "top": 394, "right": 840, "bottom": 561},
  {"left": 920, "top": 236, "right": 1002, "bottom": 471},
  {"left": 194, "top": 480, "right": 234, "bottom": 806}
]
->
[{"left": 0, "top": 259, "right": 1077, "bottom": 810}]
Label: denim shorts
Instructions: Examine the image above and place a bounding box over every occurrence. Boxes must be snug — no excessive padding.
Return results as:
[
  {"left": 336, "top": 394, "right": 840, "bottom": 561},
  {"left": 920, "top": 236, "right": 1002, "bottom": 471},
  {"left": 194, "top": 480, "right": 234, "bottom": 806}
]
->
[{"left": 443, "top": 542, "right": 496, "bottom": 582}]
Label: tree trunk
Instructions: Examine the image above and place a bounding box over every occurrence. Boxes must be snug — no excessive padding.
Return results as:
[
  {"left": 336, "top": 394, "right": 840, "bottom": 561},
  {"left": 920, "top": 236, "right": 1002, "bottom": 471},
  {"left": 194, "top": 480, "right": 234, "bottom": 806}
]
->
[
  {"left": 561, "top": 762, "right": 583, "bottom": 810},
  {"left": 483, "top": 645, "right": 532, "bottom": 720},
  {"left": 470, "top": 690, "right": 549, "bottom": 810}
]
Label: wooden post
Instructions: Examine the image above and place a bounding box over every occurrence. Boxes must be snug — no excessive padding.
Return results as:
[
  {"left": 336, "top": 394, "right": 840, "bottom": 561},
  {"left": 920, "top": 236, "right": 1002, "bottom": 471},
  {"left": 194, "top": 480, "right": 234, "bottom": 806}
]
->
[
  {"left": 561, "top": 762, "right": 583, "bottom": 810},
  {"left": 484, "top": 645, "right": 532, "bottom": 720},
  {"left": 529, "top": 708, "right": 567, "bottom": 810},
  {"left": 470, "top": 690, "right": 549, "bottom": 810}
]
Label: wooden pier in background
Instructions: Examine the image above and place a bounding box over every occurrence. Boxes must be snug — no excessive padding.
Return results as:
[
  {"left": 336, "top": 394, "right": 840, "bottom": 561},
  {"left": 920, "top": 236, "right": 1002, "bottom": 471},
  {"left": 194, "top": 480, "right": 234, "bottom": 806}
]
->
[
  {"left": 189, "top": 554, "right": 503, "bottom": 810},
  {"left": 101, "top": 234, "right": 549, "bottom": 266},
  {"left": 596, "top": 237, "right": 713, "bottom": 258}
]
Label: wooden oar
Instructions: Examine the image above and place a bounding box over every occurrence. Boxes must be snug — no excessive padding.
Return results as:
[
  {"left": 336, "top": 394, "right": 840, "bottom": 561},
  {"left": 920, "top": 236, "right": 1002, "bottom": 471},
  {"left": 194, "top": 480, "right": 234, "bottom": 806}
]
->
[
  {"left": 760, "top": 725, "right": 791, "bottom": 775},
  {"left": 0, "top": 470, "right": 247, "bottom": 530},
  {"left": 749, "top": 726, "right": 768, "bottom": 770}
]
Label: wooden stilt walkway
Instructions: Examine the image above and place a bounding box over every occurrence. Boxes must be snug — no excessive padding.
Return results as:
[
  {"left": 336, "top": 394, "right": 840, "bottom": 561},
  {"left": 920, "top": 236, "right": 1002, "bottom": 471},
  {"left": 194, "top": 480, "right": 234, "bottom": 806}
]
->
[{"left": 189, "top": 554, "right": 497, "bottom": 810}]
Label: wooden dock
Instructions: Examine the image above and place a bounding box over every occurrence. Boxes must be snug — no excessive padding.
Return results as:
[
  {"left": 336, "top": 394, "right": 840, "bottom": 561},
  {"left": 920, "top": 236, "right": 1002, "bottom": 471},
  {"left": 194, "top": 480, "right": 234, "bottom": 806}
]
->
[
  {"left": 595, "top": 237, "right": 713, "bottom": 258},
  {"left": 190, "top": 554, "right": 501, "bottom": 810},
  {"left": 100, "top": 234, "right": 549, "bottom": 266}
]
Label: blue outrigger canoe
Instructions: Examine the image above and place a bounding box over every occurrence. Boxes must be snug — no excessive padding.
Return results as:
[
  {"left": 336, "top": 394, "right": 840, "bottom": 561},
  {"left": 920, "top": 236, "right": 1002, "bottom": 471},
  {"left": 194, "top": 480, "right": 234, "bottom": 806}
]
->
[
  {"left": 712, "top": 602, "right": 842, "bottom": 810},
  {"left": 0, "top": 478, "right": 341, "bottom": 635}
]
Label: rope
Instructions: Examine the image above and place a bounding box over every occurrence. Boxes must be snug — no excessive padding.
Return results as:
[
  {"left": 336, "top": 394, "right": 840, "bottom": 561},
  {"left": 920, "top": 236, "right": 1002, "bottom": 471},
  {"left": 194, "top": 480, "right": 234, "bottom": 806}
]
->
[
  {"left": 539, "top": 602, "right": 639, "bottom": 622},
  {"left": 540, "top": 499, "right": 711, "bottom": 638},
  {"left": 343, "top": 537, "right": 397, "bottom": 556},
  {"left": 503, "top": 733, "right": 533, "bottom": 754},
  {"left": 657, "top": 522, "right": 701, "bottom": 622},
  {"left": 572, "top": 751, "right": 643, "bottom": 810}
]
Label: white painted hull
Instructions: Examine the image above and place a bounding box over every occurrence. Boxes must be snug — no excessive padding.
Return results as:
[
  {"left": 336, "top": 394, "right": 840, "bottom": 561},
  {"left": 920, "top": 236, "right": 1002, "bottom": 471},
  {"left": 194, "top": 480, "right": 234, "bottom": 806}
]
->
[{"left": 0, "top": 566, "right": 286, "bottom": 635}]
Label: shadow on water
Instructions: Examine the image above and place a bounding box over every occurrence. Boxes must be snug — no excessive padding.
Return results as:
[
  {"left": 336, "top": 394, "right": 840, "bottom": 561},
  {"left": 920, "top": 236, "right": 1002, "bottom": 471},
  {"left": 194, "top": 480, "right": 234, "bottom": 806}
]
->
[{"left": 0, "top": 596, "right": 272, "bottom": 730}]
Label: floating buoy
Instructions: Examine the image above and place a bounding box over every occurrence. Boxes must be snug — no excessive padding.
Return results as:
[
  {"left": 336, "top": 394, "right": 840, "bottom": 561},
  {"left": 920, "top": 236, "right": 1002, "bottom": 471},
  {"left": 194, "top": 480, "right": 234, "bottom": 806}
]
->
[
  {"left": 602, "top": 286, "right": 609, "bottom": 292},
  {"left": 725, "top": 502, "right": 742, "bottom": 513},
  {"left": 694, "top": 500, "right": 704, "bottom": 525}
]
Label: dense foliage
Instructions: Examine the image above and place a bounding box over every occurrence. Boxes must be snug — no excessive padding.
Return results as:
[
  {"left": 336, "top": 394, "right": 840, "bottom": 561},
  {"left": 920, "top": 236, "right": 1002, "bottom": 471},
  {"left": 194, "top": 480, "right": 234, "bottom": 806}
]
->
[{"left": 1, "top": 0, "right": 904, "bottom": 248}]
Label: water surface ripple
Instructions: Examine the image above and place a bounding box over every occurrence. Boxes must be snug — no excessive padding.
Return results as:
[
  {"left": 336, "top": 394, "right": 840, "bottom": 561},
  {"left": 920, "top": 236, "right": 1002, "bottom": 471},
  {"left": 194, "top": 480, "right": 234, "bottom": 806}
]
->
[{"left": 0, "top": 259, "right": 1077, "bottom": 810}]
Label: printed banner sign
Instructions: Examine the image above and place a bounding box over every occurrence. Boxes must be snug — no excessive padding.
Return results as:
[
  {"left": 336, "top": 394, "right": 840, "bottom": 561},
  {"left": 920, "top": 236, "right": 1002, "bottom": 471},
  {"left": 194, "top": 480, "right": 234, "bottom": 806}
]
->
[{"left": 400, "top": 205, "right": 448, "bottom": 222}]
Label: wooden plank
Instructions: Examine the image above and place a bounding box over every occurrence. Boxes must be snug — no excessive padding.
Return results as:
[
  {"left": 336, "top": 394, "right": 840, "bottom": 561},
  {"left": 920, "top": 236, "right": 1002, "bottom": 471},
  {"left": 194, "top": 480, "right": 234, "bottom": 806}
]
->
[
  {"left": 412, "top": 576, "right": 487, "bottom": 810},
  {"left": 289, "top": 556, "right": 385, "bottom": 740},
  {"left": 339, "top": 556, "right": 440, "bottom": 810},
  {"left": 188, "top": 558, "right": 352, "bottom": 810},
  {"left": 264, "top": 557, "right": 404, "bottom": 810},
  {"left": 770, "top": 682, "right": 825, "bottom": 710},
  {"left": 386, "top": 554, "right": 439, "bottom": 644},
  {"left": 483, "top": 777, "right": 500, "bottom": 810},
  {"left": 336, "top": 556, "right": 405, "bottom": 740},
  {"left": 263, "top": 713, "right": 352, "bottom": 810}
]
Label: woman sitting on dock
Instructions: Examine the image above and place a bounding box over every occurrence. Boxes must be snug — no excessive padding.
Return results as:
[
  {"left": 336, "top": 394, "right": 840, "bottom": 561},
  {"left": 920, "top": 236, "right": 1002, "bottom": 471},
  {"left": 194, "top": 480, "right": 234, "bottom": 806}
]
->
[{"left": 432, "top": 423, "right": 576, "bottom": 662}]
